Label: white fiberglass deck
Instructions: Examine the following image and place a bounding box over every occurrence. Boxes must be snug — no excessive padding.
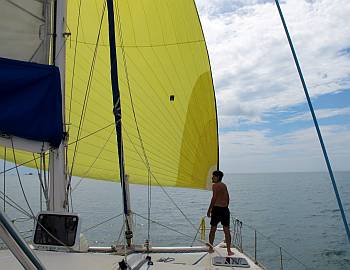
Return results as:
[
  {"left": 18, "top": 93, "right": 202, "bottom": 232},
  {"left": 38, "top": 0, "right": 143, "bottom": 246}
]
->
[{"left": 0, "top": 242, "right": 264, "bottom": 270}]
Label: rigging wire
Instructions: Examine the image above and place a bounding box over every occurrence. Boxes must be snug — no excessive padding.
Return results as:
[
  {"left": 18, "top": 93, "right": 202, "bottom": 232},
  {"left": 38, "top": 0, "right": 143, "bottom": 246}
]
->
[
  {"left": 10, "top": 139, "right": 35, "bottom": 218},
  {"left": 5, "top": 143, "right": 71, "bottom": 248},
  {"left": 67, "top": 0, "right": 82, "bottom": 132},
  {"left": 275, "top": 0, "right": 350, "bottom": 243},
  {"left": 39, "top": 154, "right": 43, "bottom": 212},
  {"left": 6, "top": 0, "right": 44, "bottom": 22},
  {"left": 32, "top": 153, "right": 48, "bottom": 208},
  {"left": 42, "top": 152, "right": 49, "bottom": 210},
  {"left": 114, "top": 0, "right": 155, "bottom": 248},
  {"left": 122, "top": 125, "right": 197, "bottom": 232},
  {"left": 32, "top": 153, "right": 45, "bottom": 212},
  {"left": 67, "top": 1, "right": 107, "bottom": 192},
  {"left": 240, "top": 218, "right": 311, "bottom": 270},
  {"left": 81, "top": 213, "right": 123, "bottom": 233},
  {"left": 3, "top": 147, "right": 6, "bottom": 212},
  {"left": 54, "top": 19, "right": 71, "bottom": 62},
  {"left": 0, "top": 191, "right": 74, "bottom": 250},
  {"left": 133, "top": 212, "right": 206, "bottom": 245},
  {"left": 116, "top": 221, "right": 125, "bottom": 245},
  {"left": 0, "top": 191, "right": 32, "bottom": 218},
  {"left": 71, "top": 125, "right": 116, "bottom": 192},
  {"left": 0, "top": 122, "right": 115, "bottom": 177},
  {"left": 113, "top": 0, "right": 204, "bottom": 248}
]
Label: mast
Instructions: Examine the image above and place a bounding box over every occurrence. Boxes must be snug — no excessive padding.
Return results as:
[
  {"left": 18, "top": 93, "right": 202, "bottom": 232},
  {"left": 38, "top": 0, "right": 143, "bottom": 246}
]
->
[
  {"left": 106, "top": 0, "right": 133, "bottom": 246},
  {"left": 48, "top": 0, "right": 68, "bottom": 212}
]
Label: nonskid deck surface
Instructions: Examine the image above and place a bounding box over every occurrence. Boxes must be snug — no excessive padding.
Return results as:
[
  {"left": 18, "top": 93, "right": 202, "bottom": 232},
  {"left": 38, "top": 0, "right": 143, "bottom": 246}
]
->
[{"left": 0, "top": 243, "right": 264, "bottom": 269}]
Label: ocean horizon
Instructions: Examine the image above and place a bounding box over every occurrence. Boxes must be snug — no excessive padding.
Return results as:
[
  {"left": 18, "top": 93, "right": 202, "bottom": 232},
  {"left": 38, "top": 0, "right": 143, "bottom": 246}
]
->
[{"left": 1, "top": 171, "right": 349, "bottom": 270}]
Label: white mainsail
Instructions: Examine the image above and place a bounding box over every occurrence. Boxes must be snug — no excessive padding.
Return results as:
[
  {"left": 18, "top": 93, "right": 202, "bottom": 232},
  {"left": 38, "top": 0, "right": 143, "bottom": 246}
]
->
[{"left": 0, "top": 0, "right": 51, "bottom": 64}]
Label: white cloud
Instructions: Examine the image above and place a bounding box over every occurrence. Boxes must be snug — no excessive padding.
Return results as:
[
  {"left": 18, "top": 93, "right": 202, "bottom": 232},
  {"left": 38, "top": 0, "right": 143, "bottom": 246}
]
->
[
  {"left": 284, "top": 107, "right": 350, "bottom": 123},
  {"left": 196, "top": 0, "right": 350, "bottom": 126},
  {"left": 219, "top": 125, "right": 350, "bottom": 173}
]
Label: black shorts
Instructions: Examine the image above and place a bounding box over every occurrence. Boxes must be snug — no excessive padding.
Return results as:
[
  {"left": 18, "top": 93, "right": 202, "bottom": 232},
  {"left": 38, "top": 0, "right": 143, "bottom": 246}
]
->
[{"left": 210, "top": 206, "right": 230, "bottom": 227}]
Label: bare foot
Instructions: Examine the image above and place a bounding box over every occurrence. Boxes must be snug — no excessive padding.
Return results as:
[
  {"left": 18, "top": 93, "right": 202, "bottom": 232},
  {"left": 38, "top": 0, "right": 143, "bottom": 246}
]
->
[
  {"left": 205, "top": 243, "right": 215, "bottom": 253},
  {"left": 227, "top": 250, "right": 234, "bottom": 256}
]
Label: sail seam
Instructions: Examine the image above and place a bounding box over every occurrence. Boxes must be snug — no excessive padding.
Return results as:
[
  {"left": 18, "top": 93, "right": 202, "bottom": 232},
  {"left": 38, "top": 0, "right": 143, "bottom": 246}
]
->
[{"left": 68, "top": 39, "right": 205, "bottom": 48}]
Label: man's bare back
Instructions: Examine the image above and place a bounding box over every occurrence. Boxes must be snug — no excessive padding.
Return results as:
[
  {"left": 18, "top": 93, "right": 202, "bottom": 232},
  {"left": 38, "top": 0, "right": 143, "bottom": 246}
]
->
[{"left": 212, "top": 182, "right": 229, "bottom": 207}]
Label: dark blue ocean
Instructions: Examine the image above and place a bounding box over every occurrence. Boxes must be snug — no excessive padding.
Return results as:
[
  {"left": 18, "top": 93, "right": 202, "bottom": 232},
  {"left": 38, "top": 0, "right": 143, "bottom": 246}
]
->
[{"left": 1, "top": 171, "right": 349, "bottom": 270}]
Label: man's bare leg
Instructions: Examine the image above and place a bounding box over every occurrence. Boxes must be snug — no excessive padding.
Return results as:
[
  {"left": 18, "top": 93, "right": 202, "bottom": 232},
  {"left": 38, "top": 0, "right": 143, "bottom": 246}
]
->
[
  {"left": 223, "top": 226, "right": 234, "bottom": 256},
  {"left": 208, "top": 226, "right": 217, "bottom": 253}
]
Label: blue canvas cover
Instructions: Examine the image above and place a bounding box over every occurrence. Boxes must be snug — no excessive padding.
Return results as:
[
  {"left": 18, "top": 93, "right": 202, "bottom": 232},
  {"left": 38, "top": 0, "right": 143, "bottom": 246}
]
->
[{"left": 0, "top": 57, "right": 63, "bottom": 148}]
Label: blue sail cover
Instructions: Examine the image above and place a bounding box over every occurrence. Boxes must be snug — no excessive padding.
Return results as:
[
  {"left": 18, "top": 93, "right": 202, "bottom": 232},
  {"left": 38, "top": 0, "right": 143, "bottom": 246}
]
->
[{"left": 0, "top": 57, "right": 63, "bottom": 148}]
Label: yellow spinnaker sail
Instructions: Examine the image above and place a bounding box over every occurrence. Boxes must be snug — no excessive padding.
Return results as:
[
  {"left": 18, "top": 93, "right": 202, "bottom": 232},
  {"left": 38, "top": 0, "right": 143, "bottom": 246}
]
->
[{"left": 1, "top": 0, "right": 218, "bottom": 190}]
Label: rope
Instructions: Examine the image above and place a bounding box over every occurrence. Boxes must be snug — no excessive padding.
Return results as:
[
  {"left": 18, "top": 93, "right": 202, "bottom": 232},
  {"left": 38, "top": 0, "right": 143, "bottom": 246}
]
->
[
  {"left": 67, "top": 1, "right": 106, "bottom": 192},
  {"left": 67, "top": 0, "right": 82, "bottom": 132},
  {"left": 190, "top": 218, "right": 204, "bottom": 247}
]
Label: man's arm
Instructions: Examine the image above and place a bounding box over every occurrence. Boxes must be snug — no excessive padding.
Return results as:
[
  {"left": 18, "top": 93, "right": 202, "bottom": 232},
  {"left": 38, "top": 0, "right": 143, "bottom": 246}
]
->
[
  {"left": 207, "top": 184, "right": 218, "bottom": 217},
  {"left": 227, "top": 185, "right": 230, "bottom": 206}
]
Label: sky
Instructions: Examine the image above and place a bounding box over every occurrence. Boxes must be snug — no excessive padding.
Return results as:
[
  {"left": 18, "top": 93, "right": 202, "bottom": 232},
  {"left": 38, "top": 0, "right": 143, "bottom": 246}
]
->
[
  {"left": 195, "top": 0, "right": 350, "bottom": 173},
  {"left": 0, "top": 0, "right": 349, "bottom": 175}
]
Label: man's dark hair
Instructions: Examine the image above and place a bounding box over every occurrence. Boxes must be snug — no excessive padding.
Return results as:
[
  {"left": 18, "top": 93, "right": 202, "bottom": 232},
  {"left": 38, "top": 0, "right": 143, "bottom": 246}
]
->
[{"left": 213, "top": 170, "right": 224, "bottom": 181}]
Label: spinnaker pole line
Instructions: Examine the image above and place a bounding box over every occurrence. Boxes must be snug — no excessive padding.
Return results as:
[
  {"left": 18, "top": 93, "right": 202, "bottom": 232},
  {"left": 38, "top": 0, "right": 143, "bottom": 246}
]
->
[
  {"left": 106, "top": 0, "right": 133, "bottom": 246},
  {"left": 274, "top": 0, "right": 350, "bottom": 242}
]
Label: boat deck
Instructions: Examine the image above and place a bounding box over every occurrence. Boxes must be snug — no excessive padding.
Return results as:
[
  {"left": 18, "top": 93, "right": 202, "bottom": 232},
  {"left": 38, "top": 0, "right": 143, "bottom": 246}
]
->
[{"left": 0, "top": 242, "right": 264, "bottom": 269}]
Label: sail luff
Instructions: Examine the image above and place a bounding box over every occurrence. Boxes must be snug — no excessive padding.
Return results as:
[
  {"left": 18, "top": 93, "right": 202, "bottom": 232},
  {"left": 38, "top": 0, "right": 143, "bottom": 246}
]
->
[{"left": 192, "top": 0, "right": 220, "bottom": 172}]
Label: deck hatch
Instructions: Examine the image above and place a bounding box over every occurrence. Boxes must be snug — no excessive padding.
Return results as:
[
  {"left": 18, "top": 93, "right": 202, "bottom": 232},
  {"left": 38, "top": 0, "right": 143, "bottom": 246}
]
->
[{"left": 212, "top": 256, "right": 250, "bottom": 268}]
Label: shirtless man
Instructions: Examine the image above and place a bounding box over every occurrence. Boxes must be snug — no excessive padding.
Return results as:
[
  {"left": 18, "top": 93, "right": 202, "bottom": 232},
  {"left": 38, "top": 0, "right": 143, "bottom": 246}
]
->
[{"left": 207, "top": 170, "right": 233, "bottom": 256}]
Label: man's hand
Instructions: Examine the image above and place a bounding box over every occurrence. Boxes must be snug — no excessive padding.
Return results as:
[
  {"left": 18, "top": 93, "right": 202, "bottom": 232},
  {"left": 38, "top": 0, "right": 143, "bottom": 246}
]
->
[{"left": 207, "top": 208, "right": 211, "bottom": 218}]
